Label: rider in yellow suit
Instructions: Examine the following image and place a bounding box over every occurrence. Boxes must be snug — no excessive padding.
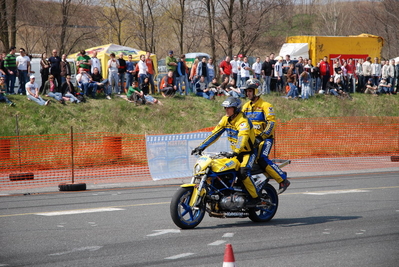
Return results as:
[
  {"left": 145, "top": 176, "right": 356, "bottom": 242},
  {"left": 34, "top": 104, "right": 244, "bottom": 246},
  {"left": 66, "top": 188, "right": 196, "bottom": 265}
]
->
[
  {"left": 242, "top": 78, "right": 290, "bottom": 194},
  {"left": 192, "top": 97, "right": 262, "bottom": 205}
]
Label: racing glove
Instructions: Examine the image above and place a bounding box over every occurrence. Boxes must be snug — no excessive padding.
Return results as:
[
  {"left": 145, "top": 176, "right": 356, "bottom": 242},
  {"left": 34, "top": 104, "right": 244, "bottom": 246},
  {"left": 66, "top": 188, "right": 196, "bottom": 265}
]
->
[{"left": 191, "top": 147, "right": 204, "bottom": 155}]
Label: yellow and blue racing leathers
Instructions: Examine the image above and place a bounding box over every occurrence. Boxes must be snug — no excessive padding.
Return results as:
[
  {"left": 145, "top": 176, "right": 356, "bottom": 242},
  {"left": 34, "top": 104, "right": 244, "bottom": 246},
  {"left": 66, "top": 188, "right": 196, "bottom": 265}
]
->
[
  {"left": 197, "top": 112, "right": 259, "bottom": 198},
  {"left": 242, "top": 98, "right": 287, "bottom": 184}
]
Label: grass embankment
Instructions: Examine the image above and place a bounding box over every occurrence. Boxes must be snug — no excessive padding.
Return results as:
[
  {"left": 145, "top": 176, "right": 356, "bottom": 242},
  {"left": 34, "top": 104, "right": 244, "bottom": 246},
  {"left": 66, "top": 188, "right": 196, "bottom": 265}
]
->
[{"left": 1, "top": 93, "right": 398, "bottom": 136}]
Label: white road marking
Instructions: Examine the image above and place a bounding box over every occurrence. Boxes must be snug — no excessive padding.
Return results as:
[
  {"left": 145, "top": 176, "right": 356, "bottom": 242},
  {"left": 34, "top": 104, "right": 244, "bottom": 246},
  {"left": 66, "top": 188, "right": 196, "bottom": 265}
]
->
[
  {"left": 49, "top": 246, "right": 102, "bottom": 256},
  {"left": 35, "top": 208, "right": 124, "bottom": 216},
  {"left": 304, "top": 189, "right": 370, "bottom": 195},
  {"left": 165, "top": 253, "right": 195, "bottom": 260},
  {"left": 147, "top": 229, "right": 181, "bottom": 237},
  {"left": 208, "top": 240, "right": 226, "bottom": 246},
  {"left": 223, "top": 233, "right": 235, "bottom": 238}
]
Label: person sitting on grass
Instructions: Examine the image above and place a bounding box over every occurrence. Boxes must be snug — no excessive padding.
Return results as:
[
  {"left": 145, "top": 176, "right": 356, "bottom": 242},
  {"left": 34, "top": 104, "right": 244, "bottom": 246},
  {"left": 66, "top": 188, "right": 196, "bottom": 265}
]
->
[
  {"left": 0, "top": 76, "right": 15, "bottom": 106},
  {"left": 364, "top": 78, "right": 378, "bottom": 96},
  {"left": 141, "top": 76, "right": 163, "bottom": 105},
  {"left": 160, "top": 70, "right": 177, "bottom": 97},
  {"left": 76, "top": 67, "right": 98, "bottom": 98},
  {"left": 195, "top": 75, "right": 215, "bottom": 100},
  {"left": 60, "top": 75, "right": 80, "bottom": 103},
  {"left": 225, "top": 78, "right": 242, "bottom": 98},
  {"left": 127, "top": 81, "right": 146, "bottom": 105},
  {"left": 42, "top": 74, "right": 65, "bottom": 104},
  {"left": 378, "top": 78, "right": 392, "bottom": 95},
  {"left": 26, "top": 75, "right": 50, "bottom": 106}
]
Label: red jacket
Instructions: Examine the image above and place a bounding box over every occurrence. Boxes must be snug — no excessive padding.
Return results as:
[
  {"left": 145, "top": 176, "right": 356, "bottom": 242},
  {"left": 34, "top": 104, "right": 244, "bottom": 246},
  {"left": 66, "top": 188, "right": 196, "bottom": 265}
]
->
[
  {"left": 219, "top": 60, "right": 232, "bottom": 76},
  {"left": 320, "top": 61, "right": 330, "bottom": 76}
]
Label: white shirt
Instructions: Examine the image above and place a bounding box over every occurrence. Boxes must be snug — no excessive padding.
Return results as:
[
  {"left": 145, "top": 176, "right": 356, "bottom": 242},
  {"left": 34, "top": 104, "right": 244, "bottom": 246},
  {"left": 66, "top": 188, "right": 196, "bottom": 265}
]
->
[
  {"left": 231, "top": 60, "right": 238, "bottom": 73},
  {"left": 274, "top": 62, "right": 283, "bottom": 77},
  {"left": 252, "top": 62, "right": 262, "bottom": 74},
  {"left": 371, "top": 63, "right": 381, "bottom": 76},
  {"left": 108, "top": 59, "right": 119, "bottom": 73},
  {"left": 25, "top": 81, "right": 38, "bottom": 95},
  {"left": 76, "top": 73, "right": 90, "bottom": 84},
  {"left": 138, "top": 60, "right": 148, "bottom": 75},
  {"left": 91, "top": 57, "right": 101, "bottom": 74},
  {"left": 17, "top": 55, "right": 30, "bottom": 71},
  {"left": 240, "top": 62, "right": 250, "bottom": 78}
]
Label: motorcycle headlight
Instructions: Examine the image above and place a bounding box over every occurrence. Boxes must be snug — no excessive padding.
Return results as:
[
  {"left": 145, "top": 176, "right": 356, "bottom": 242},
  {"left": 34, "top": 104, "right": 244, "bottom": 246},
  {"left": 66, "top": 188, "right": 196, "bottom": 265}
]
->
[{"left": 194, "top": 164, "right": 201, "bottom": 174}]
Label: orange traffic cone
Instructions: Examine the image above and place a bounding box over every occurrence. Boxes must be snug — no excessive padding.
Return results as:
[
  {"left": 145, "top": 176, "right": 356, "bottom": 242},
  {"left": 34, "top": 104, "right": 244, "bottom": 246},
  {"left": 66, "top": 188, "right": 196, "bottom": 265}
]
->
[{"left": 222, "top": 243, "right": 236, "bottom": 267}]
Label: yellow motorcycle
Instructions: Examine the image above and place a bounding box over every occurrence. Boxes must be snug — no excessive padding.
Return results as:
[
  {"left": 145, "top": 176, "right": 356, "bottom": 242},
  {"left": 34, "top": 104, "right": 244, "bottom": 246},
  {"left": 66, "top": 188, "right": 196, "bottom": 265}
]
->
[{"left": 170, "top": 152, "right": 290, "bottom": 229}]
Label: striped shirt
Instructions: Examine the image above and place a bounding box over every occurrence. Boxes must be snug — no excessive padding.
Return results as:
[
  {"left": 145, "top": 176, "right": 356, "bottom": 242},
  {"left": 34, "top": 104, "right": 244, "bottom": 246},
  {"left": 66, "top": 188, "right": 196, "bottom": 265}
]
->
[{"left": 4, "top": 53, "right": 16, "bottom": 69}]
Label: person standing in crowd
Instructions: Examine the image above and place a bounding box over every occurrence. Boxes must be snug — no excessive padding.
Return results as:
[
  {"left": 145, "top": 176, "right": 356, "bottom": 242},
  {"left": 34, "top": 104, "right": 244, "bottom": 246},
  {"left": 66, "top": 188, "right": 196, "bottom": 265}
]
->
[
  {"left": 387, "top": 59, "right": 396, "bottom": 92},
  {"left": 362, "top": 57, "right": 372, "bottom": 90},
  {"left": 90, "top": 51, "right": 101, "bottom": 74},
  {"left": 177, "top": 54, "right": 190, "bottom": 95},
  {"left": 230, "top": 55, "right": 238, "bottom": 87},
  {"left": 320, "top": 56, "right": 330, "bottom": 91},
  {"left": 282, "top": 54, "right": 292, "bottom": 90},
  {"left": 274, "top": 56, "right": 283, "bottom": 93},
  {"left": 236, "top": 55, "right": 243, "bottom": 88},
  {"left": 107, "top": 53, "right": 120, "bottom": 95},
  {"left": 145, "top": 52, "right": 156, "bottom": 94},
  {"left": 261, "top": 55, "right": 273, "bottom": 94},
  {"left": 117, "top": 53, "right": 126, "bottom": 94},
  {"left": 60, "top": 54, "right": 71, "bottom": 85},
  {"left": 371, "top": 57, "right": 381, "bottom": 86},
  {"left": 26, "top": 75, "right": 49, "bottom": 106},
  {"left": 0, "top": 52, "right": 7, "bottom": 78},
  {"left": 76, "top": 50, "right": 91, "bottom": 73},
  {"left": 196, "top": 57, "right": 209, "bottom": 85},
  {"left": 286, "top": 63, "right": 298, "bottom": 99},
  {"left": 240, "top": 56, "right": 251, "bottom": 88},
  {"left": 346, "top": 58, "right": 355, "bottom": 93},
  {"left": 16, "top": 48, "right": 31, "bottom": 95},
  {"left": 356, "top": 58, "right": 364, "bottom": 92},
  {"left": 39, "top": 52, "right": 50, "bottom": 94},
  {"left": 252, "top": 57, "right": 262, "bottom": 80},
  {"left": 137, "top": 54, "right": 148, "bottom": 87},
  {"left": 4, "top": 46, "right": 17, "bottom": 94},
  {"left": 207, "top": 57, "right": 215, "bottom": 83},
  {"left": 189, "top": 57, "right": 199, "bottom": 90},
  {"left": 219, "top": 56, "right": 232, "bottom": 83},
  {"left": 166, "top": 50, "right": 177, "bottom": 84},
  {"left": 48, "top": 49, "right": 62, "bottom": 90},
  {"left": 125, "top": 54, "right": 136, "bottom": 94}
]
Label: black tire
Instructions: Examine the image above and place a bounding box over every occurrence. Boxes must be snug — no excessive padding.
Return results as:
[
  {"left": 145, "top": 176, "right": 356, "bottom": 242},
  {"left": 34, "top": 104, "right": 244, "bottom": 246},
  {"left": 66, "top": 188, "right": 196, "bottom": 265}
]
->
[
  {"left": 59, "top": 183, "right": 87, "bottom": 191},
  {"left": 249, "top": 183, "right": 278, "bottom": 222},
  {"left": 170, "top": 187, "right": 205, "bottom": 229},
  {"left": 9, "top": 173, "right": 34, "bottom": 181}
]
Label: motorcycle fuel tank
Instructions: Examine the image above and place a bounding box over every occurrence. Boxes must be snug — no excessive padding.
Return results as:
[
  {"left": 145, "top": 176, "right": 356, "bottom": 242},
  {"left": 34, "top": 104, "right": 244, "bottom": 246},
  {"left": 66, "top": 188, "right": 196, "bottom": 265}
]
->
[{"left": 211, "top": 158, "right": 240, "bottom": 173}]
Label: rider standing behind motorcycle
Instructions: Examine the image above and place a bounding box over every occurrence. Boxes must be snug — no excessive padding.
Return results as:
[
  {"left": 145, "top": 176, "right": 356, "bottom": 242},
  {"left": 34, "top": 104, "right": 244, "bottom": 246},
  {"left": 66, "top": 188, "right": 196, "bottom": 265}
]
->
[
  {"left": 191, "top": 97, "right": 264, "bottom": 206},
  {"left": 242, "top": 79, "right": 290, "bottom": 194}
]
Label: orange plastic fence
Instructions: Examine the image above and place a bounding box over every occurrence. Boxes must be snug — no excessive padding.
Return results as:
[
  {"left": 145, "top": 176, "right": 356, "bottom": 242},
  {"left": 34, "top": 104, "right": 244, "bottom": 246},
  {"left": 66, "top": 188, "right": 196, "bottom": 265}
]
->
[{"left": 0, "top": 117, "right": 398, "bottom": 191}]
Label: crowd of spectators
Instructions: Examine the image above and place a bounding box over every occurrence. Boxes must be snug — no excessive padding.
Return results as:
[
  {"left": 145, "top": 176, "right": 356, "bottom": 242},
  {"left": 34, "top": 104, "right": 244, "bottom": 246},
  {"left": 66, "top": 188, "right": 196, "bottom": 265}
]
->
[{"left": 1, "top": 46, "right": 398, "bottom": 107}]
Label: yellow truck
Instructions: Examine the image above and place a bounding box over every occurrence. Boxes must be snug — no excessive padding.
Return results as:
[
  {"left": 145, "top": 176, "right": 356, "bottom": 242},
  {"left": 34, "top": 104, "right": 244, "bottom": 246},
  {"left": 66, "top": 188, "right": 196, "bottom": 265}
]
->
[{"left": 279, "top": 33, "right": 384, "bottom": 63}]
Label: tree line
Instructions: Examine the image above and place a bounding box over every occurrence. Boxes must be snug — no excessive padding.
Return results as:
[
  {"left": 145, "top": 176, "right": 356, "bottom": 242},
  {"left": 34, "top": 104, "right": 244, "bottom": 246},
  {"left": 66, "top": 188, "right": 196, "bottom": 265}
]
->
[{"left": 0, "top": 0, "right": 397, "bottom": 61}]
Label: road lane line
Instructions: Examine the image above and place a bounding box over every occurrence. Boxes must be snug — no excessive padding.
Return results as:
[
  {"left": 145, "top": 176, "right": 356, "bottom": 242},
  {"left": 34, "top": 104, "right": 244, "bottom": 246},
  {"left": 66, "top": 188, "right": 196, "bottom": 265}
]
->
[
  {"left": 223, "top": 233, "right": 235, "bottom": 238},
  {"left": 303, "top": 189, "right": 370, "bottom": 195},
  {"left": 0, "top": 202, "right": 170, "bottom": 218},
  {"left": 165, "top": 253, "right": 195, "bottom": 260},
  {"left": 208, "top": 240, "right": 226, "bottom": 246},
  {"left": 35, "top": 207, "right": 125, "bottom": 216}
]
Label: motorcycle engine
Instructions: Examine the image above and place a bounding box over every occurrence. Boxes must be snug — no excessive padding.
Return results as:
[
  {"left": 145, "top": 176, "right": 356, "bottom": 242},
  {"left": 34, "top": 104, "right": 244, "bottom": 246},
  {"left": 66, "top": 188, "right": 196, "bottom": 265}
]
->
[{"left": 219, "top": 193, "right": 246, "bottom": 211}]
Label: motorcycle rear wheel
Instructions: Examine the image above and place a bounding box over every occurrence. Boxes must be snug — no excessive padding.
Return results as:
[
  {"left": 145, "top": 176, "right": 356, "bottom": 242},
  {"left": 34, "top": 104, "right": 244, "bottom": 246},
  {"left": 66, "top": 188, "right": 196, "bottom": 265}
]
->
[
  {"left": 249, "top": 183, "right": 278, "bottom": 222},
  {"left": 170, "top": 187, "right": 206, "bottom": 229}
]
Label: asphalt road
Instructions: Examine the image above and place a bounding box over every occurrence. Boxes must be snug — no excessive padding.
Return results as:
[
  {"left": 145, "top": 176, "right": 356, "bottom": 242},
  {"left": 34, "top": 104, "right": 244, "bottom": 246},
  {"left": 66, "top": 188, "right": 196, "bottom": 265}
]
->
[{"left": 1, "top": 171, "right": 398, "bottom": 267}]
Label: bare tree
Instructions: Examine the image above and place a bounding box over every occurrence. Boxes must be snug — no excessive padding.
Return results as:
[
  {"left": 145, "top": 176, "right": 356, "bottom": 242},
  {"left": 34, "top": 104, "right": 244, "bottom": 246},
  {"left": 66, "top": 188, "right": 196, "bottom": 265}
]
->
[
  {"left": 0, "top": 0, "right": 10, "bottom": 51},
  {"left": 0, "top": 0, "right": 18, "bottom": 51}
]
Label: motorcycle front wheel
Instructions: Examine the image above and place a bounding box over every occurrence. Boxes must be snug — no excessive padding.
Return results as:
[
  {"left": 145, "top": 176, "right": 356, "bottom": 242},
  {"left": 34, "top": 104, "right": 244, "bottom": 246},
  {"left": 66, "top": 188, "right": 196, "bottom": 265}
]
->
[
  {"left": 170, "top": 187, "right": 206, "bottom": 229},
  {"left": 249, "top": 183, "right": 279, "bottom": 222}
]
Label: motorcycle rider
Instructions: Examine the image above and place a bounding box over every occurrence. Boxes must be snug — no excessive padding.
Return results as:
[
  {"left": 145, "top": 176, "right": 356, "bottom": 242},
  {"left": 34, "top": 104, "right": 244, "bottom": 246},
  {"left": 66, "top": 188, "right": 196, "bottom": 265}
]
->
[
  {"left": 242, "top": 78, "right": 291, "bottom": 194},
  {"left": 191, "top": 97, "right": 263, "bottom": 206}
]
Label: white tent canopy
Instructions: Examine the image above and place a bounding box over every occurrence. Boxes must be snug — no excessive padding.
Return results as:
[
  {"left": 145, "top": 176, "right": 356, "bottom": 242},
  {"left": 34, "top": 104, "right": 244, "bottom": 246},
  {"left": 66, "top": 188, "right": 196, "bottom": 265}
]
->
[{"left": 279, "top": 43, "right": 309, "bottom": 60}]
